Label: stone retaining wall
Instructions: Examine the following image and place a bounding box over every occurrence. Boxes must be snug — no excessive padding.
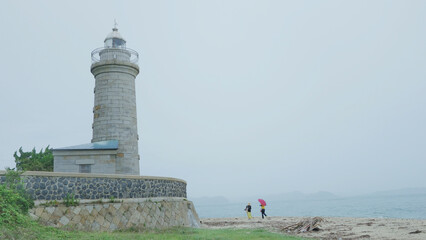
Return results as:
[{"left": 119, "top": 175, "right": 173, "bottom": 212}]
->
[
  {"left": 0, "top": 171, "right": 186, "bottom": 200},
  {"left": 30, "top": 197, "right": 200, "bottom": 231}
]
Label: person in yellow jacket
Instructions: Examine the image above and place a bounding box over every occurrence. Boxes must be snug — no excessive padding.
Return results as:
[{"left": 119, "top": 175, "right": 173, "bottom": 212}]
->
[
  {"left": 244, "top": 203, "right": 253, "bottom": 219},
  {"left": 260, "top": 204, "right": 267, "bottom": 219}
]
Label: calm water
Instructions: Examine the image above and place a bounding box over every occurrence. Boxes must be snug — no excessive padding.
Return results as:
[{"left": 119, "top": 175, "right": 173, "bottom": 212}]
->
[{"left": 194, "top": 194, "right": 426, "bottom": 219}]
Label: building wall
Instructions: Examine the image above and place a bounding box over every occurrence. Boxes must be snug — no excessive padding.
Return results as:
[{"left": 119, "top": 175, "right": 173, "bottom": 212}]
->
[
  {"left": 0, "top": 171, "right": 186, "bottom": 201},
  {"left": 91, "top": 58, "right": 140, "bottom": 175},
  {"left": 53, "top": 149, "right": 117, "bottom": 174},
  {"left": 30, "top": 197, "right": 200, "bottom": 231}
]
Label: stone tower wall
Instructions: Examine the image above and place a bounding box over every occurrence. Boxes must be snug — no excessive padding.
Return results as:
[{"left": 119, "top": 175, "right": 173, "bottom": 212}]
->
[{"left": 91, "top": 57, "right": 140, "bottom": 175}]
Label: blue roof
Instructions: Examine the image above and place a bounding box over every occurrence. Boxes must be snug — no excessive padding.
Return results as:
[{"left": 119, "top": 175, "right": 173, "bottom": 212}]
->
[{"left": 54, "top": 140, "right": 118, "bottom": 151}]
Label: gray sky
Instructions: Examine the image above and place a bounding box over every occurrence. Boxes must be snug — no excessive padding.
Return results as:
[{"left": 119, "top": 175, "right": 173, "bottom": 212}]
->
[{"left": 1, "top": 0, "right": 425, "bottom": 199}]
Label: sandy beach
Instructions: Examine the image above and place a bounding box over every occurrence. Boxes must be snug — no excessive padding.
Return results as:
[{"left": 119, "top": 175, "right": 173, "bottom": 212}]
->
[{"left": 200, "top": 216, "right": 426, "bottom": 240}]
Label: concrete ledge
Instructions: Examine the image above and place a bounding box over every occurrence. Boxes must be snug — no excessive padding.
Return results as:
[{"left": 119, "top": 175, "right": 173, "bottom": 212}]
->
[
  {"left": 91, "top": 60, "right": 139, "bottom": 71},
  {"left": 53, "top": 149, "right": 117, "bottom": 156},
  {"left": 91, "top": 61, "right": 139, "bottom": 78},
  {"left": 75, "top": 159, "right": 95, "bottom": 165},
  {"left": 34, "top": 196, "right": 188, "bottom": 206},
  {"left": 0, "top": 171, "right": 186, "bottom": 184}
]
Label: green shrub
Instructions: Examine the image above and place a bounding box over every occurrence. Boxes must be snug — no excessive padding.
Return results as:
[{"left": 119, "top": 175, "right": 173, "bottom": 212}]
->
[
  {"left": 13, "top": 146, "right": 53, "bottom": 172},
  {"left": 0, "top": 184, "right": 29, "bottom": 225},
  {"left": 0, "top": 168, "right": 34, "bottom": 226}
]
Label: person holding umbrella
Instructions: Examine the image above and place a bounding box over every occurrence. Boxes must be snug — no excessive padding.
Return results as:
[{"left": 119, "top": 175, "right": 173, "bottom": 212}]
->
[{"left": 258, "top": 199, "right": 267, "bottom": 219}]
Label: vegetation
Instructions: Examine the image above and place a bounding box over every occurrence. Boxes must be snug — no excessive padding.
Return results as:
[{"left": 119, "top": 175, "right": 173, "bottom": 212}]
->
[
  {"left": 0, "top": 168, "right": 34, "bottom": 226},
  {"left": 64, "top": 193, "right": 79, "bottom": 207},
  {"left": 0, "top": 226, "right": 310, "bottom": 240},
  {"left": 41, "top": 200, "right": 59, "bottom": 207},
  {"left": 13, "top": 146, "right": 53, "bottom": 172}
]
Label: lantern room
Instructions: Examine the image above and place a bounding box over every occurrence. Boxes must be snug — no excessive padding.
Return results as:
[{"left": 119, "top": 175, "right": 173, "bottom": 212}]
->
[{"left": 104, "top": 27, "right": 126, "bottom": 48}]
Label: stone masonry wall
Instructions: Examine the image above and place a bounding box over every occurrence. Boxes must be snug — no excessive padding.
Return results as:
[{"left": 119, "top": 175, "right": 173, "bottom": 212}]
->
[
  {"left": 0, "top": 171, "right": 186, "bottom": 201},
  {"left": 30, "top": 197, "right": 200, "bottom": 231}
]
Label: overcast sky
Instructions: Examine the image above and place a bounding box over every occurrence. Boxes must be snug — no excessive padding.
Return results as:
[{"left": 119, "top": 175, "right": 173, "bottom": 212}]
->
[{"left": 1, "top": 0, "right": 425, "bottom": 200}]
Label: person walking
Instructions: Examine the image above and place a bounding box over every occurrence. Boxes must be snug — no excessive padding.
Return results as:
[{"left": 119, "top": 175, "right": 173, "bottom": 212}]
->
[
  {"left": 260, "top": 204, "right": 267, "bottom": 219},
  {"left": 244, "top": 203, "right": 253, "bottom": 219}
]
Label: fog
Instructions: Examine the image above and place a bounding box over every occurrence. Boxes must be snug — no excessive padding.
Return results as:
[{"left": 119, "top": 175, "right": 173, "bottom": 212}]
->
[{"left": 1, "top": 0, "right": 425, "bottom": 199}]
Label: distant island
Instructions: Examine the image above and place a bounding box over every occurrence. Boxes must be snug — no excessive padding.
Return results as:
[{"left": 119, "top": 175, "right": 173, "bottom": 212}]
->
[{"left": 191, "top": 187, "right": 426, "bottom": 205}]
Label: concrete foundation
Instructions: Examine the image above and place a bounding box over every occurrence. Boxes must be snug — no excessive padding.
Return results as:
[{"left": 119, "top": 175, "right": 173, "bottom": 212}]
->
[{"left": 30, "top": 197, "right": 200, "bottom": 231}]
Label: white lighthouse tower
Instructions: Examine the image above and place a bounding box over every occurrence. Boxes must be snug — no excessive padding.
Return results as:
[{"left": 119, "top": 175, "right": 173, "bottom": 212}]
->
[{"left": 90, "top": 26, "right": 140, "bottom": 175}]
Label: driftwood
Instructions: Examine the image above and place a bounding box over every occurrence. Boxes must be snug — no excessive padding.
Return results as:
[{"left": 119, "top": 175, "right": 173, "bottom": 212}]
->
[{"left": 282, "top": 217, "right": 324, "bottom": 233}]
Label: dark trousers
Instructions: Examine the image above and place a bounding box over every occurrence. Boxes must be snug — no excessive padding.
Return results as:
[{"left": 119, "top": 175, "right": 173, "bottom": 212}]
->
[{"left": 261, "top": 209, "right": 267, "bottom": 218}]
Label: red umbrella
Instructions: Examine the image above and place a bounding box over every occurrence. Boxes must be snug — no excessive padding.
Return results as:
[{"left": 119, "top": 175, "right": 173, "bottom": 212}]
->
[{"left": 258, "top": 199, "right": 266, "bottom": 206}]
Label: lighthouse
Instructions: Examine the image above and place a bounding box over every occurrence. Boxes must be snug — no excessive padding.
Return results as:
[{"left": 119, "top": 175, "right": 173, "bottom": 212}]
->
[
  {"left": 53, "top": 26, "right": 141, "bottom": 175},
  {"left": 90, "top": 26, "right": 140, "bottom": 175}
]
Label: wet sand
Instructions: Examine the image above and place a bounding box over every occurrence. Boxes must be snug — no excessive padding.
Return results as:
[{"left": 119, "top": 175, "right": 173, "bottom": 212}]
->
[{"left": 200, "top": 216, "right": 426, "bottom": 239}]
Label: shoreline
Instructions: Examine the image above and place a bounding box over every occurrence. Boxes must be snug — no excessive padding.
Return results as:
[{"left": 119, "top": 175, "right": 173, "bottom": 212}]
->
[{"left": 200, "top": 216, "right": 426, "bottom": 239}]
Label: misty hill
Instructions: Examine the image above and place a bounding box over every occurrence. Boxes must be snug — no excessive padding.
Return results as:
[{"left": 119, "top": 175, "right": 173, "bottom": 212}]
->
[
  {"left": 260, "top": 191, "right": 339, "bottom": 201},
  {"left": 191, "top": 196, "right": 230, "bottom": 206},
  {"left": 191, "top": 188, "right": 426, "bottom": 206},
  {"left": 192, "top": 191, "right": 339, "bottom": 204},
  {"left": 363, "top": 188, "right": 426, "bottom": 197}
]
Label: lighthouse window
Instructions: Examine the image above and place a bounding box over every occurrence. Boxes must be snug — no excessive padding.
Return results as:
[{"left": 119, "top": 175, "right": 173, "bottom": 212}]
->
[{"left": 113, "top": 39, "right": 125, "bottom": 48}]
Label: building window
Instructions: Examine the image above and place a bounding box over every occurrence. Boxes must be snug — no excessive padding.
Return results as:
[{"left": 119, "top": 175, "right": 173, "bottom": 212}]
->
[{"left": 79, "top": 164, "right": 91, "bottom": 173}]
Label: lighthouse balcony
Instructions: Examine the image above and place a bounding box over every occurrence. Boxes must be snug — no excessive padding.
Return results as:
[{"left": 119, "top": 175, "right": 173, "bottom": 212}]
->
[{"left": 91, "top": 47, "right": 139, "bottom": 64}]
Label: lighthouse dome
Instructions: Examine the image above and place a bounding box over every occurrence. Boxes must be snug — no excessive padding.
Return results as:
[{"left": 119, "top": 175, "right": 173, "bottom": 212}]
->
[{"left": 104, "top": 27, "right": 126, "bottom": 48}]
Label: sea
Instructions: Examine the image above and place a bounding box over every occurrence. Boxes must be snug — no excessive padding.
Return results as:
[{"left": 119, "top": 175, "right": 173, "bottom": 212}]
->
[{"left": 193, "top": 193, "right": 426, "bottom": 219}]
